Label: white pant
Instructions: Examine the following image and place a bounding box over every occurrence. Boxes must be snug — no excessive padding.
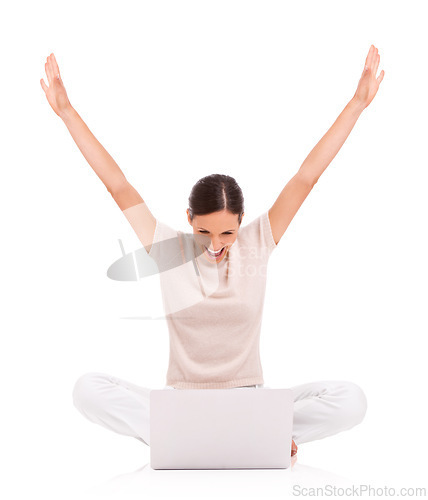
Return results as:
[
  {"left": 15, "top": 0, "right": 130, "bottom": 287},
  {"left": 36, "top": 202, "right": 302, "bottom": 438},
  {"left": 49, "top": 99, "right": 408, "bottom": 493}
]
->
[{"left": 72, "top": 373, "right": 367, "bottom": 446}]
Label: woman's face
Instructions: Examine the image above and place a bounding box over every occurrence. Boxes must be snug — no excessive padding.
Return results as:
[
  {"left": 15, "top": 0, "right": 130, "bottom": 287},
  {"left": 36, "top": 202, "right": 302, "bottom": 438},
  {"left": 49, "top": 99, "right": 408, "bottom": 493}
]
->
[{"left": 187, "top": 209, "right": 244, "bottom": 263}]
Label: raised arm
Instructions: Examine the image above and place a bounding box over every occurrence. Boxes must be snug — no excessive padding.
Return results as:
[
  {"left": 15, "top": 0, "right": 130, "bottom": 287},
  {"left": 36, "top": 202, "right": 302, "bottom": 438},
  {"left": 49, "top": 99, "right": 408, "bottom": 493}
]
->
[
  {"left": 268, "top": 44, "right": 385, "bottom": 245},
  {"left": 41, "top": 53, "right": 145, "bottom": 206},
  {"left": 40, "top": 53, "right": 156, "bottom": 244}
]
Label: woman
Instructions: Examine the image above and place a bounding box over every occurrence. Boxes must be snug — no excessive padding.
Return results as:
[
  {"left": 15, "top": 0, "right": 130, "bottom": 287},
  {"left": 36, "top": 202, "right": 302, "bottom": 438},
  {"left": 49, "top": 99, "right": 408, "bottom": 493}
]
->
[{"left": 41, "top": 46, "right": 384, "bottom": 458}]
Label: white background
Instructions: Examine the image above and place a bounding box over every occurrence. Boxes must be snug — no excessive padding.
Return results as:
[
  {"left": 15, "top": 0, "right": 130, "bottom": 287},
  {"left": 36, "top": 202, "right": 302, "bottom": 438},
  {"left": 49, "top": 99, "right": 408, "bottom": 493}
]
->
[{"left": 1, "top": 0, "right": 427, "bottom": 498}]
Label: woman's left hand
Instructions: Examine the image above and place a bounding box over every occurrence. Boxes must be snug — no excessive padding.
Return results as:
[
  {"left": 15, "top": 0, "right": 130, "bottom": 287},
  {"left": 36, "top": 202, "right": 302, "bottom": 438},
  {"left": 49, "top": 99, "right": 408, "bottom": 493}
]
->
[{"left": 353, "top": 44, "right": 385, "bottom": 110}]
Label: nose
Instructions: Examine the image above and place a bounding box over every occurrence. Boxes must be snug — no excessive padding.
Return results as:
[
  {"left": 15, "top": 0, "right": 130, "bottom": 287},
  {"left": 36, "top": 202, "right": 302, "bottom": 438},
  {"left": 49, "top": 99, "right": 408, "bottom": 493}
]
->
[{"left": 208, "top": 240, "right": 224, "bottom": 252}]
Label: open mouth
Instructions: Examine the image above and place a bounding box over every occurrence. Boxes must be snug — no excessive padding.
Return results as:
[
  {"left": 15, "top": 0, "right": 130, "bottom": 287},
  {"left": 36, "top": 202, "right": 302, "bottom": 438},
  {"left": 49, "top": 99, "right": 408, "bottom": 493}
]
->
[{"left": 204, "top": 245, "right": 226, "bottom": 260}]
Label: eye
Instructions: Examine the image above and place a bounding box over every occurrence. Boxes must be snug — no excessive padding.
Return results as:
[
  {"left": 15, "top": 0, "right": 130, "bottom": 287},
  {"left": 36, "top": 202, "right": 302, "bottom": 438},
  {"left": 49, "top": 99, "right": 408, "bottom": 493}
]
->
[{"left": 199, "top": 230, "right": 233, "bottom": 234}]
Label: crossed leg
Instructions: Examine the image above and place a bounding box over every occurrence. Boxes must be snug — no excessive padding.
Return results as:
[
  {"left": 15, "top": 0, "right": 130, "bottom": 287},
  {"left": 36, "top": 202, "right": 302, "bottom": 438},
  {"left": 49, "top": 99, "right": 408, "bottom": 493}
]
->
[
  {"left": 72, "top": 372, "right": 152, "bottom": 446},
  {"left": 72, "top": 374, "right": 367, "bottom": 452},
  {"left": 290, "top": 379, "right": 368, "bottom": 446}
]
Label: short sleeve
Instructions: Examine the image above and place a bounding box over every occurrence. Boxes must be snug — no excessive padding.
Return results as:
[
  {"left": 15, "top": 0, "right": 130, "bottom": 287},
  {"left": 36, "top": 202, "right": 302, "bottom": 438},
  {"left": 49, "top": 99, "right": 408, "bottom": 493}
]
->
[
  {"left": 121, "top": 205, "right": 191, "bottom": 276},
  {"left": 146, "top": 219, "right": 179, "bottom": 262},
  {"left": 121, "top": 203, "right": 176, "bottom": 256},
  {"left": 263, "top": 210, "right": 278, "bottom": 254},
  {"left": 239, "top": 210, "right": 278, "bottom": 257}
]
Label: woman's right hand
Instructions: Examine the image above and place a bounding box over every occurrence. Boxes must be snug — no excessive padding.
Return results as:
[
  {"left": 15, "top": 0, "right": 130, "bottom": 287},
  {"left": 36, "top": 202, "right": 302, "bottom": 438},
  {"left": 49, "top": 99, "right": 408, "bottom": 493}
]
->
[{"left": 40, "top": 53, "right": 72, "bottom": 118}]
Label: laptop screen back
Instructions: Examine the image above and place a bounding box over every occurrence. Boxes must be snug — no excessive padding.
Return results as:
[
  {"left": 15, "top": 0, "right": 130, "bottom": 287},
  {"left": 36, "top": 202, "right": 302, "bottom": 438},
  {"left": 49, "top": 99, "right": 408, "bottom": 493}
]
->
[{"left": 150, "top": 388, "right": 293, "bottom": 470}]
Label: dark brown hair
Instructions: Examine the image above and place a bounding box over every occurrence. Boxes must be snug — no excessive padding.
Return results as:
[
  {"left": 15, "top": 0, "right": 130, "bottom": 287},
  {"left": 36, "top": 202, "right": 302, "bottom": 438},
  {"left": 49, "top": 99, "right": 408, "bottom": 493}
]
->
[{"left": 188, "top": 174, "right": 244, "bottom": 225}]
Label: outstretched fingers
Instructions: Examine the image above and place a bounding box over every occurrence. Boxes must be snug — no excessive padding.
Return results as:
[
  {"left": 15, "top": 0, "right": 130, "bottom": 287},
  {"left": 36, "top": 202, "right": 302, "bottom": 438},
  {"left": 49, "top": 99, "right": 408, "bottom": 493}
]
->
[
  {"left": 373, "top": 51, "right": 380, "bottom": 77},
  {"left": 364, "top": 45, "right": 373, "bottom": 71},
  {"left": 377, "top": 69, "right": 385, "bottom": 85},
  {"left": 40, "top": 78, "right": 48, "bottom": 93},
  {"left": 41, "top": 53, "right": 60, "bottom": 93},
  {"left": 45, "top": 57, "right": 53, "bottom": 85},
  {"left": 50, "top": 53, "right": 61, "bottom": 80},
  {"left": 364, "top": 44, "right": 385, "bottom": 88}
]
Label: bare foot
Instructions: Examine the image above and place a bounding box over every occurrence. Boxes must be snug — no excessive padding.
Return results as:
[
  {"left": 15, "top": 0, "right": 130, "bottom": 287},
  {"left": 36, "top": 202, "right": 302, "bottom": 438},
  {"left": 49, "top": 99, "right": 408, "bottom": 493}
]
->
[
  {"left": 291, "top": 439, "right": 298, "bottom": 456},
  {"left": 291, "top": 454, "right": 298, "bottom": 468}
]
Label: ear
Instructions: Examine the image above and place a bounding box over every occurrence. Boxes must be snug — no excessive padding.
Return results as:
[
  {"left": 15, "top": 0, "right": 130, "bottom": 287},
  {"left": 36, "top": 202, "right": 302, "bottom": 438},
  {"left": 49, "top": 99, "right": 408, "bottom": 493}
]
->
[{"left": 186, "top": 209, "right": 192, "bottom": 226}]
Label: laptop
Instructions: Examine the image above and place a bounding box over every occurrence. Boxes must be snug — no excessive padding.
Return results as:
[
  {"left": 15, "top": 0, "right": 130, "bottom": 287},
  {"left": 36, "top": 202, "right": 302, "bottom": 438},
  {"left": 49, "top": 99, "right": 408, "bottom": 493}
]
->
[{"left": 149, "top": 387, "right": 294, "bottom": 470}]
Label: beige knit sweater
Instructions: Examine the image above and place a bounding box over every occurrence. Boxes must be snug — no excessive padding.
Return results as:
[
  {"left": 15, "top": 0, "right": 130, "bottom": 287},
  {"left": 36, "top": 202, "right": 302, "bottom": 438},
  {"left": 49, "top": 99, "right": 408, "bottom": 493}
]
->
[{"left": 123, "top": 204, "right": 278, "bottom": 389}]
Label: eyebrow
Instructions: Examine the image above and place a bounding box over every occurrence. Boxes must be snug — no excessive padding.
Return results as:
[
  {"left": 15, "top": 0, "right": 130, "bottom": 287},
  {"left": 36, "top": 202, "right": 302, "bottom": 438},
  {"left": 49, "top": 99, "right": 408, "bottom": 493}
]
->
[{"left": 197, "top": 228, "right": 236, "bottom": 232}]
